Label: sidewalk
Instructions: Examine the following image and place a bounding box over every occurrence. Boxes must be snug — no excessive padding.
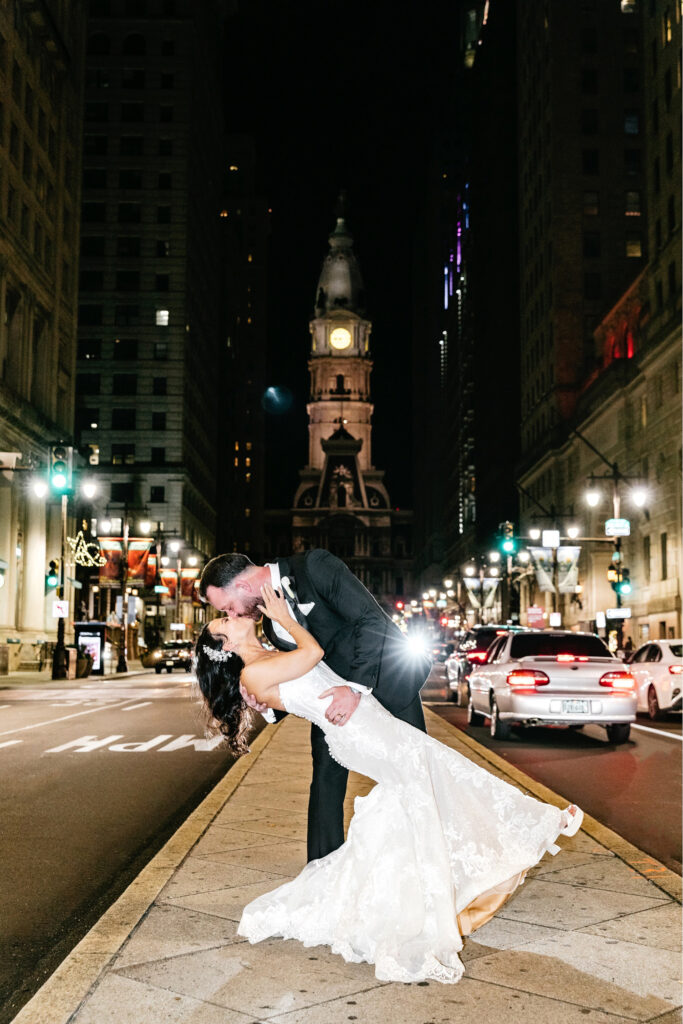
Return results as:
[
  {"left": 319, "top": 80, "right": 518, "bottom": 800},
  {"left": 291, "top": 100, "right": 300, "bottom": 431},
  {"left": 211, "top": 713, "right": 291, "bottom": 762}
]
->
[
  {"left": 0, "top": 660, "right": 149, "bottom": 688},
  {"left": 10, "top": 710, "right": 683, "bottom": 1024}
]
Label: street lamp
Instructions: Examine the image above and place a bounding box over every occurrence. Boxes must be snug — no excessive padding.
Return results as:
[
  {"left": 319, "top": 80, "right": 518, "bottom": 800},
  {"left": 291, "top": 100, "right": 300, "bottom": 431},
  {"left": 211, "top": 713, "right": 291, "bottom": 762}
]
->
[
  {"left": 567, "top": 526, "right": 580, "bottom": 539},
  {"left": 631, "top": 487, "right": 648, "bottom": 508},
  {"left": 529, "top": 528, "right": 541, "bottom": 540},
  {"left": 585, "top": 487, "right": 601, "bottom": 508}
]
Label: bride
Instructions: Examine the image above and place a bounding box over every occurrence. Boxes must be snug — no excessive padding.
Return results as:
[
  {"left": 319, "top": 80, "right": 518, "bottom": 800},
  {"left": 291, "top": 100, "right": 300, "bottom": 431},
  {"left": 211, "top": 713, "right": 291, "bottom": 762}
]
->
[{"left": 194, "top": 584, "right": 583, "bottom": 985}]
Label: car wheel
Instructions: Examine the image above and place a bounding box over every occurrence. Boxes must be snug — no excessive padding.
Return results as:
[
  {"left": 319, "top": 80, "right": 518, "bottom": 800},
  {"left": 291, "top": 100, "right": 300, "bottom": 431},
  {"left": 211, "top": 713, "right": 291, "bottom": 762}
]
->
[
  {"left": 467, "top": 695, "right": 485, "bottom": 727},
  {"left": 647, "top": 685, "right": 665, "bottom": 721},
  {"left": 449, "top": 682, "right": 459, "bottom": 703},
  {"left": 606, "top": 723, "right": 631, "bottom": 744},
  {"left": 490, "top": 699, "right": 511, "bottom": 740},
  {"left": 155, "top": 666, "right": 162, "bottom": 674},
  {"left": 167, "top": 667, "right": 173, "bottom": 674}
]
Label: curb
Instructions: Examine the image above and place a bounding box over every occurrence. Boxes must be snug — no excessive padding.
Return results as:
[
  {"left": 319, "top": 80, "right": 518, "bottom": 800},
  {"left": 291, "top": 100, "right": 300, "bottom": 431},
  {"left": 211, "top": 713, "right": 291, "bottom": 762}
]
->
[
  {"left": 9, "top": 720, "right": 282, "bottom": 1024},
  {"left": 423, "top": 707, "right": 682, "bottom": 904}
]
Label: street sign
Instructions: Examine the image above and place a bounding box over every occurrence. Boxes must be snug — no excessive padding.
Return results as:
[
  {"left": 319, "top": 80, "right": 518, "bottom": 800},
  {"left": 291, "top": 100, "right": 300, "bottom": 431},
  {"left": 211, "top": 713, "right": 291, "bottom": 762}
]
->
[
  {"left": 605, "top": 518, "right": 631, "bottom": 537},
  {"left": 549, "top": 612, "right": 562, "bottom": 627},
  {"left": 606, "top": 607, "right": 631, "bottom": 619},
  {"left": 542, "top": 529, "right": 560, "bottom": 548},
  {"left": 52, "top": 600, "right": 69, "bottom": 619},
  {"left": 595, "top": 611, "right": 607, "bottom": 629},
  {"left": 170, "top": 622, "right": 186, "bottom": 631},
  {"left": 527, "top": 605, "right": 545, "bottom": 628}
]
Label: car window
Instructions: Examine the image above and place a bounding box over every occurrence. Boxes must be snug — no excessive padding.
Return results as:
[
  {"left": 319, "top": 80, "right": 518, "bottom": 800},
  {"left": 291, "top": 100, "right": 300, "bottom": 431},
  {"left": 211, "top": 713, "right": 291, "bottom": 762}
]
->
[
  {"left": 509, "top": 633, "right": 611, "bottom": 659},
  {"left": 492, "top": 637, "right": 509, "bottom": 663},
  {"left": 669, "top": 643, "right": 682, "bottom": 659},
  {"left": 645, "top": 645, "right": 662, "bottom": 663},
  {"left": 632, "top": 644, "right": 650, "bottom": 663}
]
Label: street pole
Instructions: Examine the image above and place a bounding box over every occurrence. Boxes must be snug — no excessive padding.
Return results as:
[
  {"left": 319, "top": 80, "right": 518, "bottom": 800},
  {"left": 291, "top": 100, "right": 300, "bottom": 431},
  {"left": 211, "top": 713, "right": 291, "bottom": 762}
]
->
[
  {"left": 175, "top": 556, "right": 182, "bottom": 628},
  {"left": 116, "top": 517, "right": 129, "bottom": 672},
  {"left": 51, "top": 493, "right": 68, "bottom": 679}
]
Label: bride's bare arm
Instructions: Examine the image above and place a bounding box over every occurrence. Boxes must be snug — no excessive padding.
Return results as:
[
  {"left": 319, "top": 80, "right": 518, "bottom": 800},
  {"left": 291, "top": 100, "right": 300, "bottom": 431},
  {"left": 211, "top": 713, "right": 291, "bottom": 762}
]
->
[{"left": 241, "top": 584, "right": 324, "bottom": 706}]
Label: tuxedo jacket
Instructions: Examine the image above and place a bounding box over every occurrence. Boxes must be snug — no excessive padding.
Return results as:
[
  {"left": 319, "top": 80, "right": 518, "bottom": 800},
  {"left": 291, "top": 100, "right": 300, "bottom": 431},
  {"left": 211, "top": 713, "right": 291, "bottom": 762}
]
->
[{"left": 261, "top": 549, "right": 430, "bottom": 714}]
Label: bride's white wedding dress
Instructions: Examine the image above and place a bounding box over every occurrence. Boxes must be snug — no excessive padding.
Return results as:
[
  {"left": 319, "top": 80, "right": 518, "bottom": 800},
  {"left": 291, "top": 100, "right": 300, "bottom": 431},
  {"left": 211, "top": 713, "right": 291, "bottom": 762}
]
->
[{"left": 237, "top": 662, "right": 581, "bottom": 984}]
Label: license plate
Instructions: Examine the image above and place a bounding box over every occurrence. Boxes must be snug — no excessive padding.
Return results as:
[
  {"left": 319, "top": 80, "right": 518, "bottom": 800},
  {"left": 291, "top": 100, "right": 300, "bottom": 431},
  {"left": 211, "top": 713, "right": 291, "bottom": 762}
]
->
[
  {"left": 562, "top": 700, "right": 589, "bottom": 713},
  {"left": 166, "top": 661, "right": 174, "bottom": 666}
]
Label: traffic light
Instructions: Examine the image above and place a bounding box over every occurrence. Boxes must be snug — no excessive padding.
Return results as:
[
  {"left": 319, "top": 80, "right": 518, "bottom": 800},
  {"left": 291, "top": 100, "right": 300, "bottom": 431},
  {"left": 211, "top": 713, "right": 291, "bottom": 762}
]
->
[
  {"left": 46, "top": 559, "right": 59, "bottom": 591},
  {"left": 395, "top": 600, "right": 405, "bottom": 611},
  {"left": 49, "top": 444, "right": 73, "bottom": 492},
  {"left": 617, "top": 568, "right": 632, "bottom": 596},
  {"left": 499, "top": 520, "right": 516, "bottom": 554}
]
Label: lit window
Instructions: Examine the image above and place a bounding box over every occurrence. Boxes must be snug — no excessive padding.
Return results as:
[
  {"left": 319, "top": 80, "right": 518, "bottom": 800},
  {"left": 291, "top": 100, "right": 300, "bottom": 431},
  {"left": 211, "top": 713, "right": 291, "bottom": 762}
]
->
[
  {"left": 155, "top": 308, "right": 169, "bottom": 326},
  {"left": 245, "top": 457, "right": 251, "bottom": 467},
  {"left": 234, "top": 441, "right": 239, "bottom": 451},
  {"left": 228, "top": 165, "right": 239, "bottom": 171},
  {"left": 247, "top": 253, "right": 253, "bottom": 262},
  {"left": 219, "top": 209, "right": 228, "bottom": 217},
  {"left": 583, "top": 191, "right": 599, "bottom": 216},
  {"left": 624, "top": 111, "right": 639, "bottom": 135},
  {"left": 234, "top": 457, "right": 238, "bottom": 467},
  {"left": 245, "top": 472, "right": 251, "bottom": 483},
  {"left": 244, "top": 508, "right": 251, "bottom": 518},
  {"left": 245, "top": 441, "right": 252, "bottom": 450},
  {"left": 620, "top": 0, "right": 637, "bottom": 11},
  {"left": 640, "top": 395, "right": 647, "bottom": 427},
  {"left": 625, "top": 190, "right": 641, "bottom": 216},
  {"left": 626, "top": 237, "right": 642, "bottom": 258}
]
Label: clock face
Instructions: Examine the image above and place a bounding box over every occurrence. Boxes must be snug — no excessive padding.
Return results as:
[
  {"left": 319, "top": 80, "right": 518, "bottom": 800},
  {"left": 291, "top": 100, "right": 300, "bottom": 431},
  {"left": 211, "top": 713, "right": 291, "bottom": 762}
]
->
[{"left": 329, "top": 327, "right": 351, "bottom": 351}]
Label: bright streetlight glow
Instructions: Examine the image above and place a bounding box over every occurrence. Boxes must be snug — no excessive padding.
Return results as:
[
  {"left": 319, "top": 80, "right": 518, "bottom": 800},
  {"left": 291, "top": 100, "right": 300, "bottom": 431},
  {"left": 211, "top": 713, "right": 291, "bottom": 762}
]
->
[
  {"left": 489, "top": 551, "right": 501, "bottom": 563},
  {"left": 428, "top": 588, "right": 437, "bottom": 597},
  {"left": 529, "top": 528, "right": 541, "bottom": 540},
  {"left": 100, "top": 518, "right": 112, "bottom": 534},
  {"left": 139, "top": 520, "right": 151, "bottom": 534},
  {"left": 567, "top": 526, "right": 580, "bottom": 539},
  {"left": 422, "top": 591, "right": 430, "bottom": 600},
  {"left": 406, "top": 633, "right": 429, "bottom": 657},
  {"left": 464, "top": 565, "right": 476, "bottom": 577},
  {"left": 161, "top": 556, "right": 169, "bottom": 567},
  {"left": 33, "top": 480, "right": 48, "bottom": 498},
  {"left": 446, "top": 588, "right": 455, "bottom": 597},
  {"left": 585, "top": 487, "right": 601, "bottom": 507},
  {"left": 443, "top": 578, "right": 453, "bottom": 588},
  {"left": 490, "top": 566, "right": 499, "bottom": 576},
  {"left": 410, "top": 600, "right": 418, "bottom": 606},
  {"left": 631, "top": 488, "right": 648, "bottom": 508},
  {"left": 188, "top": 556, "right": 198, "bottom": 566},
  {"left": 518, "top": 550, "right": 530, "bottom": 563},
  {"left": 82, "top": 481, "right": 97, "bottom": 499},
  {"left": 170, "top": 541, "right": 181, "bottom": 553}
]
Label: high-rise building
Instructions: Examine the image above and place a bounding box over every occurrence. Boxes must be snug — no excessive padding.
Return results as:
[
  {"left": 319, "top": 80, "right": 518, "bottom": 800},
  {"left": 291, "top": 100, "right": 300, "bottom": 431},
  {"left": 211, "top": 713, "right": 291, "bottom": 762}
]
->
[
  {"left": 266, "top": 203, "right": 416, "bottom": 607},
  {"left": 0, "top": 2, "right": 86, "bottom": 652},
  {"left": 75, "top": 1, "right": 228, "bottom": 634}
]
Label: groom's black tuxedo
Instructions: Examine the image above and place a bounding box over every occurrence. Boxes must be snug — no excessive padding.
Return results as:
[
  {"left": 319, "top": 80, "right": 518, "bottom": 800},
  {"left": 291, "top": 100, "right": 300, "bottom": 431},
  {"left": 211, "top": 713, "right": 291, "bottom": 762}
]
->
[{"left": 261, "top": 549, "right": 430, "bottom": 861}]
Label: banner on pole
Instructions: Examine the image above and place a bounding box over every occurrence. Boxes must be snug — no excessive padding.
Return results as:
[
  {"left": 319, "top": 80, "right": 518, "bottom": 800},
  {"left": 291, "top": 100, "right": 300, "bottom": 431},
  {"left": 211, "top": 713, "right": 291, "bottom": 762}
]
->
[
  {"left": 557, "top": 546, "right": 581, "bottom": 594},
  {"left": 529, "top": 547, "right": 555, "bottom": 592}
]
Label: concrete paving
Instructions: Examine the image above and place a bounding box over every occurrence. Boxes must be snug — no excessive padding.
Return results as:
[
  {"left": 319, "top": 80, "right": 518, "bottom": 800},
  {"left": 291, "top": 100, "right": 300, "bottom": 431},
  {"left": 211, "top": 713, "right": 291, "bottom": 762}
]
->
[{"left": 10, "top": 710, "right": 683, "bottom": 1024}]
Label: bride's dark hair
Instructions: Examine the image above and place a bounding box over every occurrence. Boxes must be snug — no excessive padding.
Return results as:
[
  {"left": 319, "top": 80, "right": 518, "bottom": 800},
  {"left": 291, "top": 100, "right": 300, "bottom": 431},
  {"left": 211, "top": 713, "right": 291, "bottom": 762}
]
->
[{"left": 194, "top": 624, "right": 251, "bottom": 755}]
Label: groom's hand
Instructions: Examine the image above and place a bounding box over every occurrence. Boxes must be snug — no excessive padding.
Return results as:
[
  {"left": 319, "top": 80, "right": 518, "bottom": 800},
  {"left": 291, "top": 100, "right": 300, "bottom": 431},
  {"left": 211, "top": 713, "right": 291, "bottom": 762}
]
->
[
  {"left": 240, "top": 683, "right": 269, "bottom": 714},
  {"left": 319, "top": 686, "right": 361, "bottom": 726}
]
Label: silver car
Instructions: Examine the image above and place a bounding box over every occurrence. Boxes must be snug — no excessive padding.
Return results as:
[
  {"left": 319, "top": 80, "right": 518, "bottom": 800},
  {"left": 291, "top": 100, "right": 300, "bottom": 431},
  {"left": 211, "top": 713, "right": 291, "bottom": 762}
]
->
[{"left": 468, "top": 630, "right": 637, "bottom": 744}]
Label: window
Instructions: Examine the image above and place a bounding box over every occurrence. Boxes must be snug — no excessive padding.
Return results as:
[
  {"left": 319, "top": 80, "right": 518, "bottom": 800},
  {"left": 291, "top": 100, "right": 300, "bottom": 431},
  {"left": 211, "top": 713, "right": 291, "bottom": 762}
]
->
[
  {"left": 625, "top": 190, "right": 641, "bottom": 216},
  {"left": 161, "top": 40, "right": 175, "bottom": 56},
  {"left": 668, "top": 261, "right": 677, "bottom": 297},
  {"left": 154, "top": 341, "right": 168, "bottom": 359},
  {"left": 626, "top": 237, "right": 642, "bottom": 258},
  {"left": 121, "top": 102, "right": 144, "bottom": 122},
  {"left": 118, "top": 203, "right": 141, "bottom": 224},
  {"left": 581, "top": 109, "right": 599, "bottom": 134},
  {"left": 582, "top": 149, "right": 599, "bottom": 174},
  {"left": 580, "top": 26, "right": 598, "bottom": 52},
  {"left": 81, "top": 236, "right": 106, "bottom": 257},
  {"left": 161, "top": 73, "right": 174, "bottom": 88},
  {"left": 654, "top": 157, "right": 660, "bottom": 193},
  {"left": 120, "top": 136, "right": 143, "bottom": 156},
  {"left": 640, "top": 394, "right": 647, "bottom": 426},
  {"left": 155, "top": 273, "right": 169, "bottom": 291},
  {"left": 87, "top": 33, "right": 111, "bottom": 55},
  {"left": 668, "top": 195, "right": 676, "bottom": 234},
  {"left": 78, "top": 340, "right": 101, "bottom": 360},
  {"left": 76, "top": 373, "right": 101, "bottom": 394},
  {"left": 20, "top": 203, "right": 29, "bottom": 238},
  {"left": 151, "top": 447, "right": 165, "bottom": 464},
  {"left": 111, "top": 443, "right": 135, "bottom": 465},
  {"left": 656, "top": 278, "right": 663, "bottom": 309},
  {"left": 159, "top": 106, "right": 173, "bottom": 122},
  {"left": 85, "top": 68, "right": 111, "bottom": 89},
  {"left": 581, "top": 68, "right": 598, "bottom": 94},
  {"left": 76, "top": 408, "right": 100, "bottom": 432},
  {"left": 80, "top": 270, "right": 104, "bottom": 290},
  {"left": 652, "top": 97, "right": 659, "bottom": 134},
  {"left": 643, "top": 536, "right": 651, "bottom": 583},
  {"left": 122, "top": 34, "right": 146, "bottom": 55},
  {"left": 157, "top": 205, "right": 171, "bottom": 223},
  {"left": 114, "top": 304, "right": 139, "bottom": 325},
  {"left": 624, "top": 111, "right": 639, "bottom": 134},
  {"left": 583, "top": 232, "right": 601, "bottom": 258},
  {"left": 112, "top": 338, "right": 138, "bottom": 359},
  {"left": 624, "top": 148, "right": 641, "bottom": 174},
  {"left": 85, "top": 102, "right": 109, "bottom": 122},
  {"left": 116, "top": 270, "right": 140, "bottom": 291},
  {"left": 623, "top": 68, "right": 639, "bottom": 92},
  {"left": 79, "top": 304, "right": 103, "bottom": 326},
  {"left": 158, "top": 138, "right": 173, "bottom": 156},
  {"left": 150, "top": 486, "right": 165, "bottom": 502},
  {"left": 665, "top": 132, "right": 674, "bottom": 174},
  {"left": 113, "top": 374, "right": 137, "bottom": 395},
  {"left": 158, "top": 172, "right": 171, "bottom": 189},
  {"left": 84, "top": 134, "right": 108, "bottom": 156},
  {"left": 83, "top": 168, "right": 107, "bottom": 189},
  {"left": 155, "top": 308, "right": 169, "bottom": 326},
  {"left": 152, "top": 377, "right": 167, "bottom": 395},
  {"left": 122, "top": 68, "right": 146, "bottom": 89},
  {"left": 111, "top": 408, "right": 136, "bottom": 429},
  {"left": 119, "top": 169, "right": 142, "bottom": 189},
  {"left": 156, "top": 240, "right": 170, "bottom": 257},
  {"left": 82, "top": 202, "right": 106, "bottom": 223},
  {"left": 111, "top": 482, "right": 135, "bottom": 503},
  {"left": 583, "top": 191, "right": 599, "bottom": 216},
  {"left": 6, "top": 186, "right": 16, "bottom": 223},
  {"left": 660, "top": 533, "right": 668, "bottom": 580},
  {"left": 116, "top": 236, "right": 140, "bottom": 257},
  {"left": 152, "top": 412, "right": 166, "bottom": 430},
  {"left": 584, "top": 272, "right": 601, "bottom": 299}
]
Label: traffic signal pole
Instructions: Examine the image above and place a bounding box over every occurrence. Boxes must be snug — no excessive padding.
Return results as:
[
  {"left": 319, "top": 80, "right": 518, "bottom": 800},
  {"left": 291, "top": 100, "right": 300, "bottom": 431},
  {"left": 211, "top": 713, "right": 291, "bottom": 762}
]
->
[{"left": 51, "top": 493, "right": 68, "bottom": 679}]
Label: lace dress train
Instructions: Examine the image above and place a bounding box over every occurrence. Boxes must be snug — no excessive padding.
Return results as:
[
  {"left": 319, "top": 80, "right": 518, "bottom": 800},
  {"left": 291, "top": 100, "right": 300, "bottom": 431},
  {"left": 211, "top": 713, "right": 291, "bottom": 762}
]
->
[{"left": 237, "top": 663, "right": 580, "bottom": 984}]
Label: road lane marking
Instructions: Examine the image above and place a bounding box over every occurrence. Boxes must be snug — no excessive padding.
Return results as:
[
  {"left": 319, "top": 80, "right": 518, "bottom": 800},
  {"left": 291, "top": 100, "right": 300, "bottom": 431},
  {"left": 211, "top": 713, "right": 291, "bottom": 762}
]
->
[
  {"left": 121, "top": 702, "right": 153, "bottom": 711},
  {"left": 0, "top": 739, "right": 22, "bottom": 748},
  {"left": 0, "top": 705, "right": 10, "bottom": 710},
  {"left": 0, "top": 700, "right": 136, "bottom": 738},
  {"left": 632, "top": 722, "right": 683, "bottom": 742}
]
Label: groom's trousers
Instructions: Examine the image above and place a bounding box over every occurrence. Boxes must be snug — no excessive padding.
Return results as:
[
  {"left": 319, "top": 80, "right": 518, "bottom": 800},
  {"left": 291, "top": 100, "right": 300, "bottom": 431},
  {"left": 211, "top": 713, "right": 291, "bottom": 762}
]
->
[{"left": 307, "top": 694, "right": 426, "bottom": 862}]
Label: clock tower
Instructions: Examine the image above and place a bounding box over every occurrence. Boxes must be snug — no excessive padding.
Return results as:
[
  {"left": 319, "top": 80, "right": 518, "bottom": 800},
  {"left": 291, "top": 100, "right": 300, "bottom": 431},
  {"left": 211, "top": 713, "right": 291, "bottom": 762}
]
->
[{"left": 286, "top": 198, "right": 414, "bottom": 605}]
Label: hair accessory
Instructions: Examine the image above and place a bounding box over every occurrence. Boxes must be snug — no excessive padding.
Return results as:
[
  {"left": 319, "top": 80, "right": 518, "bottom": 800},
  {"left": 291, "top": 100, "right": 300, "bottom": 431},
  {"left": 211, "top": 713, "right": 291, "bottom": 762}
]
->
[{"left": 202, "top": 645, "right": 234, "bottom": 663}]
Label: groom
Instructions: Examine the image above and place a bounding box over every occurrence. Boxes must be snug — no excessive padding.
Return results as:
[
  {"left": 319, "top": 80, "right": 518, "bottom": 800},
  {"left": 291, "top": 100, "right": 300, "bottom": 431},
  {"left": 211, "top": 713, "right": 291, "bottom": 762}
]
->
[{"left": 199, "top": 548, "right": 430, "bottom": 861}]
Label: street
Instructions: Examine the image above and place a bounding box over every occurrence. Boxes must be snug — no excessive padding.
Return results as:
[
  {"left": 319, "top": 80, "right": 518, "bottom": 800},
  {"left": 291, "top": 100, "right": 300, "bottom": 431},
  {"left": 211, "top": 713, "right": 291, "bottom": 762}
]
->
[
  {"left": 0, "top": 669, "right": 264, "bottom": 1024},
  {"left": 423, "top": 664, "right": 682, "bottom": 875}
]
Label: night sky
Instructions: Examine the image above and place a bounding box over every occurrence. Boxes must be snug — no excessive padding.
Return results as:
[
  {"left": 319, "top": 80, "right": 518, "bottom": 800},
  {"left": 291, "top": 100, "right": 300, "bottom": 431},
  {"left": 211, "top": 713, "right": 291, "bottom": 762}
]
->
[{"left": 224, "top": 0, "right": 462, "bottom": 509}]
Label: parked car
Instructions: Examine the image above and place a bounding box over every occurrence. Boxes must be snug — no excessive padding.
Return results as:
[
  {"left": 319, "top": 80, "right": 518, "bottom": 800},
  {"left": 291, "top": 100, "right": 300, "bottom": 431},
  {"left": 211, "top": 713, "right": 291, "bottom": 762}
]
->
[
  {"left": 467, "top": 630, "right": 636, "bottom": 744},
  {"left": 445, "top": 625, "right": 528, "bottom": 706},
  {"left": 628, "top": 639, "right": 683, "bottom": 719},
  {"left": 144, "top": 640, "right": 193, "bottom": 674}
]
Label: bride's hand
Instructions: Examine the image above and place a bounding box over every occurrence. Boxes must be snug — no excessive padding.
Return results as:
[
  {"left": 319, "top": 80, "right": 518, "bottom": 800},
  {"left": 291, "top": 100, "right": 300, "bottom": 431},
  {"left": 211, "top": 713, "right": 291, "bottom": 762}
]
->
[{"left": 257, "top": 583, "right": 297, "bottom": 626}]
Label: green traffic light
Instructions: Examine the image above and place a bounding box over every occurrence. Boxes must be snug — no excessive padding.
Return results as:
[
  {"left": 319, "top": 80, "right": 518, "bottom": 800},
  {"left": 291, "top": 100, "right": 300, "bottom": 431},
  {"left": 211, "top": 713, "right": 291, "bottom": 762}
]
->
[
  {"left": 618, "top": 581, "right": 632, "bottom": 596},
  {"left": 501, "top": 539, "right": 515, "bottom": 553},
  {"left": 46, "top": 573, "right": 58, "bottom": 587}
]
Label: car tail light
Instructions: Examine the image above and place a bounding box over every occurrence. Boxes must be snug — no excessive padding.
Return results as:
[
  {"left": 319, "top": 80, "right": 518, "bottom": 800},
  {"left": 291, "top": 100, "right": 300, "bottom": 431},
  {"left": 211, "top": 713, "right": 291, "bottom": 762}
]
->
[
  {"left": 669, "top": 665, "right": 683, "bottom": 675},
  {"left": 506, "top": 669, "right": 550, "bottom": 690},
  {"left": 599, "top": 670, "right": 635, "bottom": 689},
  {"left": 555, "top": 654, "right": 590, "bottom": 662},
  {"left": 469, "top": 650, "right": 488, "bottom": 663}
]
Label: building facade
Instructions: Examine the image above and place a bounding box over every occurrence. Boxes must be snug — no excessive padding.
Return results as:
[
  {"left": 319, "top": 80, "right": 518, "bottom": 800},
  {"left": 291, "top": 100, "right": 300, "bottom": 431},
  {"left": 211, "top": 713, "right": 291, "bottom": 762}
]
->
[
  {"left": 74, "top": 1, "right": 227, "bottom": 638},
  {"left": 266, "top": 205, "right": 416, "bottom": 608},
  {"left": 0, "top": 1, "right": 86, "bottom": 658}
]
